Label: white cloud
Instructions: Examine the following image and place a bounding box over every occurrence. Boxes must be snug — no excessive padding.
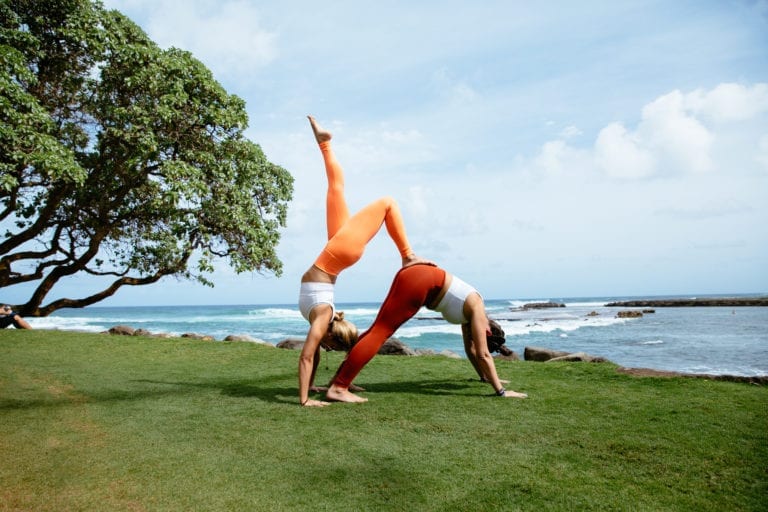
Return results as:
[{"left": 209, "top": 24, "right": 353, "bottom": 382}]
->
[
  {"left": 595, "top": 122, "right": 656, "bottom": 179},
  {"left": 640, "top": 90, "right": 714, "bottom": 174},
  {"left": 533, "top": 139, "right": 592, "bottom": 176},
  {"left": 543, "top": 83, "right": 768, "bottom": 180},
  {"left": 686, "top": 83, "right": 768, "bottom": 122},
  {"left": 105, "top": 0, "right": 278, "bottom": 81}
]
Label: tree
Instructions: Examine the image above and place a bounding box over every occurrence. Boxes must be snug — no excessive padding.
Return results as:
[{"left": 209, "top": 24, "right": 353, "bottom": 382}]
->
[{"left": 0, "top": 0, "right": 293, "bottom": 316}]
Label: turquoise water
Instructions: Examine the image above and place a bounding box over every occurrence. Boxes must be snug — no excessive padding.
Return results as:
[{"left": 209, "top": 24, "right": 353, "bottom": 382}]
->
[{"left": 25, "top": 294, "right": 768, "bottom": 377}]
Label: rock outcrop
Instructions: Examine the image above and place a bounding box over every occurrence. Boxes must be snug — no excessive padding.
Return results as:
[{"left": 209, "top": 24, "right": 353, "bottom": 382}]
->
[
  {"left": 605, "top": 297, "right": 768, "bottom": 307},
  {"left": 276, "top": 338, "right": 305, "bottom": 350},
  {"left": 524, "top": 346, "right": 609, "bottom": 363},
  {"left": 224, "top": 334, "right": 266, "bottom": 343},
  {"left": 514, "top": 301, "right": 566, "bottom": 310},
  {"left": 377, "top": 338, "right": 417, "bottom": 356},
  {"left": 108, "top": 325, "right": 135, "bottom": 336}
]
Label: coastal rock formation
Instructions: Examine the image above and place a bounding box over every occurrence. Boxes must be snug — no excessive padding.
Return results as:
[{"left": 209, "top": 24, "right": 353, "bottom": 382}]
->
[
  {"left": 181, "top": 332, "right": 215, "bottom": 341},
  {"left": 224, "top": 334, "right": 267, "bottom": 343},
  {"left": 605, "top": 297, "right": 768, "bottom": 307},
  {"left": 108, "top": 325, "right": 135, "bottom": 336},
  {"left": 378, "top": 338, "right": 417, "bottom": 356},
  {"left": 547, "top": 352, "right": 609, "bottom": 363},
  {"left": 524, "top": 346, "right": 571, "bottom": 361},
  {"left": 524, "top": 346, "right": 610, "bottom": 363},
  {"left": 616, "top": 310, "right": 643, "bottom": 318},
  {"left": 514, "top": 302, "right": 566, "bottom": 311},
  {"left": 277, "top": 338, "right": 305, "bottom": 350},
  {"left": 413, "top": 348, "right": 462, "bottom": 358}
]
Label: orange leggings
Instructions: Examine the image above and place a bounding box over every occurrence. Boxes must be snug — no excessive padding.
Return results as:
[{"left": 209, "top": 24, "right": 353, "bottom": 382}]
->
[
  {"left": 332, "top": 264, "right": 446, "bottom": 388},
  {"left": 313, "top": 141, "right": 414, "bottom": 276}
]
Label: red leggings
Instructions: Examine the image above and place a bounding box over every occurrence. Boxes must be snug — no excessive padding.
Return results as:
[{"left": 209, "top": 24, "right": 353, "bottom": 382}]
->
[
  {"left": 313, "top": 141, "right": 413, "bottom": 276},
  {"left": 332, "top": 264, "right": 447, "bottom": 388}
]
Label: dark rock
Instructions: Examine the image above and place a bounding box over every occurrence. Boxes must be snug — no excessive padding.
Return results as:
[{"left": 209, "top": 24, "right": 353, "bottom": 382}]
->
[
  {"left": 524, "top": 346, "right": 572, "bottom": 362},
  {"left": 517, "top": 301, "right": 566, "bottom": 310},
  {"left": 524, "top": 346, "right": 610, "bottom": 364},
  {"left": 224, "top": 334, "right": 265, "bottom": 343},
  {"left": 109, "top": 325, "right": 135, "bottom": 336},
  {"left": 181, "top": 333, "right": 215, "bottom": 341},
  {"left": 605, "top": 297, "right": 768, "bottom": 307},
  {"left": 616, "top": 310, "right": 643, "bottom": 318},
  {"left": 276, "top": 338, "right": 305, "bottom": 350},
  {"left": 378, "top": 338, "right": 416, "bottom": 356},
  {"left": 548, "top": 352, "right": 609, "bottom": 363},
  {"left": 133, "top": 328, "right": 152, "bottom": 337}
]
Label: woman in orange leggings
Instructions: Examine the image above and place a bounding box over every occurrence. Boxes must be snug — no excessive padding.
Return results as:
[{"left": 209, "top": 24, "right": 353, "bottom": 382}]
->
[
  {"left": 298, "top": 116, "right": 430, "bottom": 407},
  {"left": 325, "top": 264, "right": 528, "bottom": 403}
]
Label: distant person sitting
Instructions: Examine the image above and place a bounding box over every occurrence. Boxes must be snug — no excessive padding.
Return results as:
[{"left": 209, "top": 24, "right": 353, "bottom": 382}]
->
[{"left": 0, "top": 304, "right": 32, "bottom": 329}]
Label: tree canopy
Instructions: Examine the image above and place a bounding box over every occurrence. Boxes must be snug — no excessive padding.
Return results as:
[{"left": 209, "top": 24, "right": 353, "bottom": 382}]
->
[{"left": 0, "top": 0, "right": 294, "bottom": 316}]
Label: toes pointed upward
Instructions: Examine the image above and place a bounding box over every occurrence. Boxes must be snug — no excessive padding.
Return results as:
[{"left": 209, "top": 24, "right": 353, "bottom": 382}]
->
[{"left": 308, "top": 115, "right": 332, "bottom": 143}]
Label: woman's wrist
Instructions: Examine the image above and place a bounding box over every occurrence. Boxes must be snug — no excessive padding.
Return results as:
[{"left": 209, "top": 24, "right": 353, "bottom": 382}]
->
[{"left": 496, "top": 388, "right": 506, "bottom": 397}]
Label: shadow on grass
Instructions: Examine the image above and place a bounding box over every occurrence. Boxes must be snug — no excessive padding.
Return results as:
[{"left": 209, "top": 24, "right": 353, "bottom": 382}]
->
[
  {"left": 0, "top": 375, "right": 487, "bottom": 411},
  {"left": 138, "top": 376, "right": 483, "bottom": 404}
]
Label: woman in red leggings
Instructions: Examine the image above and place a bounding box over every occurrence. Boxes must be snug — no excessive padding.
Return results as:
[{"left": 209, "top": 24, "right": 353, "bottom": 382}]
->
[
  {"left": 325, "top": 264, "right": 528, "bottom": 402},
  {"left": 298, "top": 116, "right": 431, "bottom": 407}
]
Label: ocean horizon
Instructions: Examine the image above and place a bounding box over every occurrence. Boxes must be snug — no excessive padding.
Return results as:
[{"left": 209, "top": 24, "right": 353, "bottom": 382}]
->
[{"left": 18, "top": 292, "right": 768, "bottom": 378}]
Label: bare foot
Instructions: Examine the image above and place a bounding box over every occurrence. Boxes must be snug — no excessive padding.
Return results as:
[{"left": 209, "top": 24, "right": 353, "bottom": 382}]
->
[
  {"left": 402, "top": 254, "right": 436, "bottom": 268},
  {"left": 319, "top": 383, "right": 363, "bottom": 391},
  {"left": 326, "top": 385, "right": 368, "bottom": 403},
  {"left": 502, "top": 390, "right": 528, "bottom": 399},
  {"left": 308, "top": 115, "right": 332, "bottom": 143},
  {"left": 302, "top": 398, "right": 332, "bottom": 407}
]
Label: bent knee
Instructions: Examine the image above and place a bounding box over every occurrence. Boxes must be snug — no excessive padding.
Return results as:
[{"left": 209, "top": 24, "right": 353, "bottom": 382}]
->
[{"left": 376, "top": 196, "right": 400, "bottom": 212}]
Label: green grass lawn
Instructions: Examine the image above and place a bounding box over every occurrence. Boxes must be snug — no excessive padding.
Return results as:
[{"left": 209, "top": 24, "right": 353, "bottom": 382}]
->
[{"left": 1, "top": 330, "right": 766, "bottom": 511}]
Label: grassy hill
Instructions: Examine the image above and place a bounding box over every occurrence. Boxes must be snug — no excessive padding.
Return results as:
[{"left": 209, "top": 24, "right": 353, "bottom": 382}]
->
[{"left": 1, "top": 330, "right": 766, "bottom": 511}]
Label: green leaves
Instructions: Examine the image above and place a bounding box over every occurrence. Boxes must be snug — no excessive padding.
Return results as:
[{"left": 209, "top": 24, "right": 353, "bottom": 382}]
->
[{"left": 1, "top": 0, "right": 293, "bottom": 315}]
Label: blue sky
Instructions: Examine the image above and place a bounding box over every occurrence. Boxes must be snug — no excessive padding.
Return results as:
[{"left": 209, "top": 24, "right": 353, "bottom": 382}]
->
[{"left": 8, "top": 0, "right": 768, "bottom": 306}]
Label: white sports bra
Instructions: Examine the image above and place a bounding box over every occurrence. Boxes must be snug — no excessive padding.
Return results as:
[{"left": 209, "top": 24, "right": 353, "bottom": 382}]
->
[{"left": 433, "top": 275, "right": 479, "bottom": 324}]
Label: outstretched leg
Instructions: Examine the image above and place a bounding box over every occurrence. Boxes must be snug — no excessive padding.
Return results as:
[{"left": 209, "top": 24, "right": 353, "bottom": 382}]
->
[
  {"left": 327, "top": 265, "right": 443, "bottom": 400},
  {"left": 309, "top": 116, "right": 349, "bottom": 240}
]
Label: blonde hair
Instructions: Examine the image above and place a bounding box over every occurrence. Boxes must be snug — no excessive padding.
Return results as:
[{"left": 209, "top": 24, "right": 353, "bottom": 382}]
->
[{"left": 323, "top": 311, "right": 358, "bottom": 351}]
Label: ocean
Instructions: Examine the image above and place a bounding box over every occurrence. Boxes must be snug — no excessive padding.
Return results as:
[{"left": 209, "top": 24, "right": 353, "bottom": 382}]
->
[{"left": 23, "top": 294, "right": 768, "bottom": 377}]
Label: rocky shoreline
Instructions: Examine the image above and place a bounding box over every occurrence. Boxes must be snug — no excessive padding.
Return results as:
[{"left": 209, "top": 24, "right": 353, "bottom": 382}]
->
[
  {"left": 605, "top": 297, "right": 768, "bottom": 307},
  {"left": 101, "top": 325, "right": 767, "bottom": 385}
]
